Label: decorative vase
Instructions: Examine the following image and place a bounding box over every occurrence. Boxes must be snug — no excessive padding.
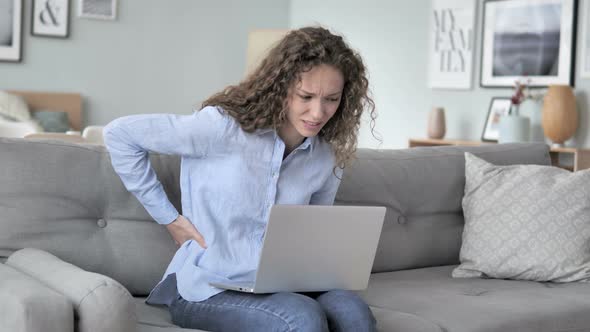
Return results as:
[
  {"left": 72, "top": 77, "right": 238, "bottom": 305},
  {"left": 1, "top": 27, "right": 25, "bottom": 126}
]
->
[
  {"left": 518, "top": 99, "right": 544, "bottom": 142},
  {"left": 427, "top": 107, "right": 446, "bottom": 139},
  {"left": 499, "top": 111, "right": 530, "bottom": 143},
  {"left": 542, "top": 85, "right": 577, "bottom": 147}
]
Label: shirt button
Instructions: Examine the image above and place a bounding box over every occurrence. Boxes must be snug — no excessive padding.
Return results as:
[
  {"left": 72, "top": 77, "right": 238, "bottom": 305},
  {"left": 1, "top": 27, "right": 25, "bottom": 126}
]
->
[{"left": 97, "top": 218, "right": 107, "bottom": 228}]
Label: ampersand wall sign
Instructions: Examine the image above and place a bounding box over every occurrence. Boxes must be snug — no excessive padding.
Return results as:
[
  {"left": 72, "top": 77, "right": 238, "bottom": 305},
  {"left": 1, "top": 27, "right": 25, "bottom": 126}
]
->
[{"left": 32, "top": 0, "right": 70, "bottom": 38}]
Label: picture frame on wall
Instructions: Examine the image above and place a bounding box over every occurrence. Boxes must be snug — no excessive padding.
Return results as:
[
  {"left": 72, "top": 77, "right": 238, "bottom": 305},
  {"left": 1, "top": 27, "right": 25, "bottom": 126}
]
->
[
  {"left": 428, "top": 0, "right": 477, "bottom": 89},
  {"left": 482, "top": 97, "right": 512, "bottom": 142},
  {"left": 580, "top": 0, "right": 590, "bottom": 77},
  {"left": 78, "top": 0, "right": 117, "bottom": 20},
  {"left": 0, "top": 0, "right": 23, "bottom": 62},
  {"left": 480, "top": 0, "right": 578, "bottom": 88},
  {"left": 32, "top": 0, "right": 70, "bottom": 38}
]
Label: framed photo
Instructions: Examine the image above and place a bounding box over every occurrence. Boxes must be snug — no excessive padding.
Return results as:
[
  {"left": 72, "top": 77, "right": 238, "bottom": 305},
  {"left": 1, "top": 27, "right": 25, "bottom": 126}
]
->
[
  {"left": 32, "top": 0, "right": 70, "bottom": 38},
  {"left": 0, "top": 0, "right": 23, "bottom": 62},
  {"left": 482, "top": 97, "right": 512, "bottom": 142},
  {"left": 581, "top": 0, "right": 590, "bottom": 77},
  {"left": 428, "top": 0, "right": 476, "bottom": 89},
  {"left": 480, "top": 0, "right": 578, "bottom": 88},
  {"left": 78, "top": 0, "right": 117, "bottom": 20}
]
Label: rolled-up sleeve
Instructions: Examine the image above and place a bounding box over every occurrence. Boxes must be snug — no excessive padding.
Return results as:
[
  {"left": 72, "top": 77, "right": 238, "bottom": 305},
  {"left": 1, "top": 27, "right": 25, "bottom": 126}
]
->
[{"left": 103, "top": 106, "right": 228, "bottom": 224}]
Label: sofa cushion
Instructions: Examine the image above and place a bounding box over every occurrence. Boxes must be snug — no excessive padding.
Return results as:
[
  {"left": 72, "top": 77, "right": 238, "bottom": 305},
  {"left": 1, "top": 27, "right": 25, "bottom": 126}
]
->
[
  {"left": 0, "top": 90, "right": 31, "bottom": 122},
  {"left": 133, "top": 297, "right": 208, "bottom": 332},
  {"left": 359, "top": 265, "right": 590, "bottom": 332},
  {"left": 0, "top": 263, "right": 73, "bottom": 332},
  {"left": 369, "top": 306, "right": 443, "bottom": 332},
  {"left": 0, "top": 117, "right": 43, "bottom": 138},
  {"left": 453, "top": 153, "right": 590, "bottom": 282},
  {"left": 0, "top": 138, "right": 179, "bottom": 295},
  {"left": 134, "top": 297, "right": 176, "bottom": 329},
  {"left": 6, "top": 248, "right": 137, "bottom": 332},
  {"left": 336, "top": 143, "right": 551, "bottom": 273}
]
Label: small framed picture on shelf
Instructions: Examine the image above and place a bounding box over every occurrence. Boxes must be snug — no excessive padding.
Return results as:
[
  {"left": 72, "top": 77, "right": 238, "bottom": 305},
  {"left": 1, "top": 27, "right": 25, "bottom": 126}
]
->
[
  {"left": 32, "top": 0, "right": 70, "bottom": 38},
  {"left": 480, "top": 0, "right": 578, "bottom": 87},
  {"left": 78, "top": 0, "right": 117, "bottom": 20},
  {"left": 482, "top": 97, "right": 512, "bottom": 142},
  {"left": 0, "top": 0, "right": 23, "bottom": 62}
]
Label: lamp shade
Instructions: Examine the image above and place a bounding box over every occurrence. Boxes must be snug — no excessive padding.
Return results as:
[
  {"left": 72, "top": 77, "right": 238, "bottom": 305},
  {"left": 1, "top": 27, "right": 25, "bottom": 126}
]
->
[
  {"left": 245, "top": 29, "right": 289, "bottom": 77},
  {"left": 541, "top": 85, "right": 577, "bottom": 146}
]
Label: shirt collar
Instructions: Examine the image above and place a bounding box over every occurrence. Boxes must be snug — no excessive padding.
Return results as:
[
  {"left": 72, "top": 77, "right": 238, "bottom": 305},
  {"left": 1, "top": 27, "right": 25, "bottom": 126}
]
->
[
  {"left": 254, "top": 128, "right": 316, "bottom": 153},
  {"left": 298, "top": 136, "right": 315, "bottom": 153},
  {"left": 254, "top": 128, "right": 274, "bottom": 136}
]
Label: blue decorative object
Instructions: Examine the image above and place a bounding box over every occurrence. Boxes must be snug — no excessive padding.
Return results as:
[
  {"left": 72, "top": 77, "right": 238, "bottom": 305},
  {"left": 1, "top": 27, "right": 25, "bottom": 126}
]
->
[{"left": 32, "top": 111, "right": 70, "bottom": 132}]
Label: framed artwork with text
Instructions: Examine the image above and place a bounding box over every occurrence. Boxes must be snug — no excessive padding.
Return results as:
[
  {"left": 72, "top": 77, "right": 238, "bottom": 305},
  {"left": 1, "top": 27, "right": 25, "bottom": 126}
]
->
[
  {"left": 32, "top": 0, "right": 70, "bottom": 38},
  {"left": 428, "top": 0, "right": 476, "bottom": 89}
]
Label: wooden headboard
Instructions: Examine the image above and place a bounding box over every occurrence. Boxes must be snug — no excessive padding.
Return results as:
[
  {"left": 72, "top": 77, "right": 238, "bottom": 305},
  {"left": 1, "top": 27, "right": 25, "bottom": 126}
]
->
[{"left": 7, "top": 90, "right": 83, "bottom": 131}]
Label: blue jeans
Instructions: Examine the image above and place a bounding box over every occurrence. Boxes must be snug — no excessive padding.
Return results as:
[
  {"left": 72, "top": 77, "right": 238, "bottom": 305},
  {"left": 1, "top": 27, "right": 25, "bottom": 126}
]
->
[{"left": 169, "top": 289, "right": 377, "bottom": 332}]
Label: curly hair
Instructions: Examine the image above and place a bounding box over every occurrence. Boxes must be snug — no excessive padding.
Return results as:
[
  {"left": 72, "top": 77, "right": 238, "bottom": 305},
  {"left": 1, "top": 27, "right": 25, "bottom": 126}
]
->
[{"left": 202, "top": 26, "right": 376, "bottom": 169}]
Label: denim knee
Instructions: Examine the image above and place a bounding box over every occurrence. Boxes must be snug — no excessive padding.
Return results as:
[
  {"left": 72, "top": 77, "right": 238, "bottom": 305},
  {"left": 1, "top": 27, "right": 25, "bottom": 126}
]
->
[
  {"left": 316, "top": 290, "right": 376, "bottom": 332},
  {"left": 271, "top": 292, "right": 329, "bottom": 332},
  {"left": 170, "top": 292, "right": 329, "bottom": 332}
]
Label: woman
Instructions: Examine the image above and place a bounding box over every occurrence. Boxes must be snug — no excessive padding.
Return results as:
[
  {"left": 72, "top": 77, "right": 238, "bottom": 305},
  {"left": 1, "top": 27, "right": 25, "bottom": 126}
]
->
[{"left": 104, "top": 26, "right": 377, "bottom": 332}]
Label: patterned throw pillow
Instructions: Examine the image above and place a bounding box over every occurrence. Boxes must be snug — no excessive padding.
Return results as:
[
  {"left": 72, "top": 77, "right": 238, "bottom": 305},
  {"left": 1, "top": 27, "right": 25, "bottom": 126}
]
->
[{"left": 452, "top": 152, "right": 590, "bottom": 282}]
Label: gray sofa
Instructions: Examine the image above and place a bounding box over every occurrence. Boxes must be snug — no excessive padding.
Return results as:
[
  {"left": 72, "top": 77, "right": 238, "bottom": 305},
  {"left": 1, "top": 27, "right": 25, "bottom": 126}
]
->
[{"left": 2, "top": 138, "right": 590, "bottom": 332}]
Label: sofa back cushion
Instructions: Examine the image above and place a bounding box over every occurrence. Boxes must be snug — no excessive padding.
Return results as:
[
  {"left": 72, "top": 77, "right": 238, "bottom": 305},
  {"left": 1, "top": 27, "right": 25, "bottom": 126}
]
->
[
  {"left": 335, "top": 143, "right": 550, "bottom": 273},
  {"left": 0, "top": 138, "right": 180, "bottom": 296},
  {"left": 0, "top": 138, "right": 551, "bottom": 293}
]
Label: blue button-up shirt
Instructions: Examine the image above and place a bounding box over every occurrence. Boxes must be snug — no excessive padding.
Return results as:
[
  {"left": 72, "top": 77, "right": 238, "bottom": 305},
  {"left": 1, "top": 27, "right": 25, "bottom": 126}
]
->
[{"left": 103, "top": 106, "right": 342, "bottom": 302}]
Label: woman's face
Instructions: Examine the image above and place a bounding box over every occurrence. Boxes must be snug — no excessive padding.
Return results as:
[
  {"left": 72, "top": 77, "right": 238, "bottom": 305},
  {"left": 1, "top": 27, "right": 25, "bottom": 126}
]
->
[{"left": 280, "top": 64, "right": 344, "bottom": 146}]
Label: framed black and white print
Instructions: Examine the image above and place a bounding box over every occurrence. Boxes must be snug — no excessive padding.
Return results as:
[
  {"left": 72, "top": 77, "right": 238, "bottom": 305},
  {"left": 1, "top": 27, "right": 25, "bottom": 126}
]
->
[
  {"left": 0, "top": 0, "right": 22, "bottom": 62},
  {"left": 482, "top": 97, "right": 511, "bottom": 142},
  {"left": 580, "top": 0, "right": 590, "bottom": 77},
  {"left": 78, "top": 0, "right": 117, "bottom": 20},
  {"left": 480, "top": 0, "right": 578, "bottom": 88},
  {"left": 32, "top": 0, "right": 70, "bottom": 38}
]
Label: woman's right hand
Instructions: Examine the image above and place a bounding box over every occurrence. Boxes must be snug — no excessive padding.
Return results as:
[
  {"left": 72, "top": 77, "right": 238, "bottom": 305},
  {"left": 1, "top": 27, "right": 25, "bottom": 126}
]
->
[{"left": 165, "top": 215, "right": 208, "bottom": 249}]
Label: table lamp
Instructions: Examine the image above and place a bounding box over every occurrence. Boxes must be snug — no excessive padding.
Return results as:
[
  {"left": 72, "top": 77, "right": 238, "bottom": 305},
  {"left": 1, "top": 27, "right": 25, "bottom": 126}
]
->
[{"left": 245, "top": 29, "right": 289, "bottom": 77}]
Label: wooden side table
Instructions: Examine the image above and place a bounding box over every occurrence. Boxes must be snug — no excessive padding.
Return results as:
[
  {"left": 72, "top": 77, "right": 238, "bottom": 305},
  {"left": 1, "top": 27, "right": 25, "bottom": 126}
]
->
[{"left": 408, "top": 138, "right": 590, "bottom": 172}]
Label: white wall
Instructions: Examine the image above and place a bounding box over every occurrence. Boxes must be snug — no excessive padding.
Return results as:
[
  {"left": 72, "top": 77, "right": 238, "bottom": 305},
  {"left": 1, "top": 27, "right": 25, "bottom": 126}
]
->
[
  {"left": 3, "top": 0, "right": 589, "bottom": 148},
  {"left": 0, "top": 0, "right": 290, "bottom": 126},
  {"left": 290, "top": 0, "right": 590, "bottom": 149}
]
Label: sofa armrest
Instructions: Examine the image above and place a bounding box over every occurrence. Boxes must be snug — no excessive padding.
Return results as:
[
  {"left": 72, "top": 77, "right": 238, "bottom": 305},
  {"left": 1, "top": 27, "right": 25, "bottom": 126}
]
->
[
  {"left": 6, "top": 248, "right": 137, "bottom": 332},
  {"left": 0, "top": 263, "right": 73, "bottom": 332}
]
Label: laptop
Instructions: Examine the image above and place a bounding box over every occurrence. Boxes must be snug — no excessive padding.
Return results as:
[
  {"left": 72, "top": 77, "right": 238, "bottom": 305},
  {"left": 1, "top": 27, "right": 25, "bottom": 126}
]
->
[{"left": 209, "top": 205, "right": 386, "bottom": 293}]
